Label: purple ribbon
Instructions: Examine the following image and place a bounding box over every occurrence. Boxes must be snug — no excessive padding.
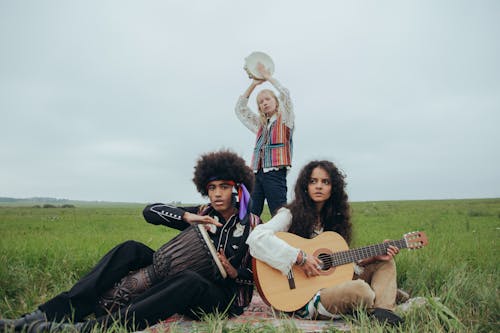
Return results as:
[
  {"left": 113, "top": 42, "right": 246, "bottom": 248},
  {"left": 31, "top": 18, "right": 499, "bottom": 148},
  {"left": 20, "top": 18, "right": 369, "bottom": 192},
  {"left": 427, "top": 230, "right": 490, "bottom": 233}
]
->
[{"left": 238, "top": 183, "right": 251, "bottom": 220}]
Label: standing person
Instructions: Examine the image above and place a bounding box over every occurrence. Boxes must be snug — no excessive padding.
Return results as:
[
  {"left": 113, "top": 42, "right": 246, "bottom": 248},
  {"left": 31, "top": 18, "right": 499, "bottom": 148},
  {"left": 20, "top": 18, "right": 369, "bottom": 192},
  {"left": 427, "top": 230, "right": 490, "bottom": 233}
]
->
[
  {"left": 246, "top": 160, "right": 404, "bottom": 326},
  {"left": 0, "top": 150, "right": 261, "bottom": 333},
  {"left": 235, "top": 62, "right": 295, "bottom": 217}
]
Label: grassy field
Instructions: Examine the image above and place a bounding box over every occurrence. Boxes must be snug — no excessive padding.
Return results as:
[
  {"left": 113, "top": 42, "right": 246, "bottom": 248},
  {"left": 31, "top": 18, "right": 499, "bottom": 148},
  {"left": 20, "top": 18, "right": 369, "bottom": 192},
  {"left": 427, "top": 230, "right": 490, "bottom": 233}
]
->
[{"left": 0, "top": 199, "right": 499, "bottom": 332}]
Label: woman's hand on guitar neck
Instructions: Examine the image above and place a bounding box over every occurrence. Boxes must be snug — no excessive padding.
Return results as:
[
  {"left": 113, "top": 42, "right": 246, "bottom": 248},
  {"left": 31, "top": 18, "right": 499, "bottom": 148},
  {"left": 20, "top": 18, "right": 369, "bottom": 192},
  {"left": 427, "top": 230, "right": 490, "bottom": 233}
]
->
[
  {"left": 358, "top": 242, "right": 400, "bottom": 266},
  {"left": 374, "top": 244, "right": 400, "bottom": 261},
  {"left": 372, "top": 241, "right": 400, "bottom": 262}
]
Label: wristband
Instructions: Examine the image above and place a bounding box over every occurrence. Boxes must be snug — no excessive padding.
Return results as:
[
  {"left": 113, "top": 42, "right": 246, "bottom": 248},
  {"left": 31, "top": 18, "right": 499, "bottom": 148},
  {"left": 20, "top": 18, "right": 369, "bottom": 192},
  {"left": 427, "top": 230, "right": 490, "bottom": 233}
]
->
[{"left": 296, "top": 250, "right": 307, "bottom": 266}]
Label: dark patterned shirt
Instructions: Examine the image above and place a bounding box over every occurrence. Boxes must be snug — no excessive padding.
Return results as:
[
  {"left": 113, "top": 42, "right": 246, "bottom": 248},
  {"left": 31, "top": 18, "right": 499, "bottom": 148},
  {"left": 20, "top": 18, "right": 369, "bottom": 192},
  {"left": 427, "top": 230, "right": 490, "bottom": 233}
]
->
[{"left": 143, "top": 203, "right": 261, "bottom": 313}]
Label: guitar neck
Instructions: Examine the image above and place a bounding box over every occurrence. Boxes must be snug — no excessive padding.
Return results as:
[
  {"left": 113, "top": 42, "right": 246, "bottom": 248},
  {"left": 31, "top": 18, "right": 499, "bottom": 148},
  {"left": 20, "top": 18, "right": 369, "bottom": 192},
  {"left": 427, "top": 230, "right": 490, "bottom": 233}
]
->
[{"left": 330, "top": 239, "right": 407, "bottom": 267}]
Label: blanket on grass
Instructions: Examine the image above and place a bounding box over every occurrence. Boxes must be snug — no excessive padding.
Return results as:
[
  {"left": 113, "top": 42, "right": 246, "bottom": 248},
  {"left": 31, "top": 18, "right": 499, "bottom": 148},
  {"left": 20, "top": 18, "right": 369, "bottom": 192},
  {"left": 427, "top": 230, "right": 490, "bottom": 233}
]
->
[
  {"left": 143, "top": 293, "right": 349, "bottom": 332},
  {"left": 141, "top": 292, "right": 433, "bottom": 332}
]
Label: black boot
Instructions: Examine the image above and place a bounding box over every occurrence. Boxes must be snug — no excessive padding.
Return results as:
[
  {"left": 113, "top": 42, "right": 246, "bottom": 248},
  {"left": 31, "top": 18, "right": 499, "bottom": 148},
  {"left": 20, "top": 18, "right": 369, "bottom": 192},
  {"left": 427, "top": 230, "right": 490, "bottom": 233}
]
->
[
  {"left": 369, "top": 307, "right": 404, "bottom": 326},
  {"left": 0, "top": 310, "right": 47, "bottom": 331}
]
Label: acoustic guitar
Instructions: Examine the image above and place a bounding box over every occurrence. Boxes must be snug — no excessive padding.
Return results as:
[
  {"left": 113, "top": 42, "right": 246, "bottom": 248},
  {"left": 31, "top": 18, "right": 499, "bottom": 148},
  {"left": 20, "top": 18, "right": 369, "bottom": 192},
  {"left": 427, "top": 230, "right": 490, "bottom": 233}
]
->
[{"left": 252, "top": 231, "right": 428, "bottom": 312}]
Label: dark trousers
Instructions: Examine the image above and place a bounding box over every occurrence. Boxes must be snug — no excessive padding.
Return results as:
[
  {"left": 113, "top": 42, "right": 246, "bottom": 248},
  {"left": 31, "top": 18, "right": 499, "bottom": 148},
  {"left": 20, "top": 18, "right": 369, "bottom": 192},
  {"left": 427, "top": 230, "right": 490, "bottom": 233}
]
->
[
  {"left": 40, "top": 240, "right": 154, "bottom": 322},
  {"left": 83, "top": 271, "right": 235, "bottom": 331},
  {"left": 251, "top": 168, "right": 287, "bottom": 216},
  {"left": 39, "top": 241, "right": 235, "bottom": 331}
]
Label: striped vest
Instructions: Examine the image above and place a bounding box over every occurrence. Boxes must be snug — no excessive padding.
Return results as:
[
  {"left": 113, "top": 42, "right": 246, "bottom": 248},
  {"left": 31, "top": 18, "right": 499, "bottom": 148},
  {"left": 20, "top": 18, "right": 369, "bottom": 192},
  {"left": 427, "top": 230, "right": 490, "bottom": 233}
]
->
[{"left": 251, "top": 113, "right": 293, "bottom": 171}]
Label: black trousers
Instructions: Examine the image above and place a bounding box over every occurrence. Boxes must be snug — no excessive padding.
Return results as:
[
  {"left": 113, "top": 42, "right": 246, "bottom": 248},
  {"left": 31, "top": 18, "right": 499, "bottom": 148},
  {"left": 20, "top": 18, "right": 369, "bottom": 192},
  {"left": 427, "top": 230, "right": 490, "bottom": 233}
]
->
[
  {"left": 251, "top": 168, "right": 287, "bottom": 216},
  {"left": 39, "top": 241, "right": 235, "bottom": 331}
]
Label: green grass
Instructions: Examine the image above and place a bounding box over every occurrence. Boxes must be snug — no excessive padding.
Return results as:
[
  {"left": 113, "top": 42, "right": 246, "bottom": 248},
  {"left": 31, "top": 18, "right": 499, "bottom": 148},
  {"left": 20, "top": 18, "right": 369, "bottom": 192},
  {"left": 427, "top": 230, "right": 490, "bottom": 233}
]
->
[{"left": 1, "top": 199, "right": 499, "bottom": 332}]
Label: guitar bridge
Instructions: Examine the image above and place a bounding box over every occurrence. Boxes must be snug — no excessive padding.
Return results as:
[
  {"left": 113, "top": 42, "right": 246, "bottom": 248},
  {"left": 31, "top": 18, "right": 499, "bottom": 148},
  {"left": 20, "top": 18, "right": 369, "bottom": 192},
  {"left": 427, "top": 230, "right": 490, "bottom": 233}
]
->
[{"left": 287, "top": 270, "right": 296, "bottom": 289}]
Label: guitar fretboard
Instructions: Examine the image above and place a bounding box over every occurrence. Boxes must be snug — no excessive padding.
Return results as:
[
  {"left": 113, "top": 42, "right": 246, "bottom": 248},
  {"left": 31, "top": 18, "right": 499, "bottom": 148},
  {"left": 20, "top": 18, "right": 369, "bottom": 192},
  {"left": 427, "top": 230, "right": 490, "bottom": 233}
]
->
[{"left": 327, "top": 239, "right": 407, "bottom": 267}]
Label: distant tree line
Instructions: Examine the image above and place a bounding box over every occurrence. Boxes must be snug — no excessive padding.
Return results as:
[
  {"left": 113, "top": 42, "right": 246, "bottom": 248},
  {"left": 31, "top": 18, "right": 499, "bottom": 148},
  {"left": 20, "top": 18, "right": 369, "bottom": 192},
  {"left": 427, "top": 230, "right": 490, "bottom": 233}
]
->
[{"left": 32, "top": 204, "right": 76, "bottom": 208}]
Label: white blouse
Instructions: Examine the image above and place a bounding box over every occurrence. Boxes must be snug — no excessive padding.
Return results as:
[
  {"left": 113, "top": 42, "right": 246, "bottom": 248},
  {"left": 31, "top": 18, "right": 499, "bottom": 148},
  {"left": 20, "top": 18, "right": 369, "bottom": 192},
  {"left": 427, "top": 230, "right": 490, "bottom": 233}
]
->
[{"left": 246, "top": 207, "right": 299, "bottom": 275}]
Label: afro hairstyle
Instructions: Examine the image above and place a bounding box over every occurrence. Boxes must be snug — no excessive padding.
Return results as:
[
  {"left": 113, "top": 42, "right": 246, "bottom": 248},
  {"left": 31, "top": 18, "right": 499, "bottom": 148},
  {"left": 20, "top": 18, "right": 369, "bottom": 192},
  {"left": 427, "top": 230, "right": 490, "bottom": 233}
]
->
[{"left": 193, "top": 150, "right": 254, "bottom": 196}]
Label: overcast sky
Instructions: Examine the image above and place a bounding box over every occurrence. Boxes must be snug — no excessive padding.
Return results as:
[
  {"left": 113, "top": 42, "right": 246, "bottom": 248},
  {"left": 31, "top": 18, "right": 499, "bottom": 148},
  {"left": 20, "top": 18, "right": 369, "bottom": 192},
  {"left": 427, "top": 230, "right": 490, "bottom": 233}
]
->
[{"left": 1, "top": 0, "right": 499, "bottom": 204}]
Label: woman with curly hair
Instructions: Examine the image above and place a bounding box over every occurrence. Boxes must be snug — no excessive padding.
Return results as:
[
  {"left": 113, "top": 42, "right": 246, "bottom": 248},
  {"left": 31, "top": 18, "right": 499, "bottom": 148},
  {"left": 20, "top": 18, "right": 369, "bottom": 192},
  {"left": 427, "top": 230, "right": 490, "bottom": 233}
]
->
[
  {"left": 247, "top": 160, "right": 403, "bottom": 326},
  {"left": 1, "top": 150, "right": 261, "bottom": 333}
]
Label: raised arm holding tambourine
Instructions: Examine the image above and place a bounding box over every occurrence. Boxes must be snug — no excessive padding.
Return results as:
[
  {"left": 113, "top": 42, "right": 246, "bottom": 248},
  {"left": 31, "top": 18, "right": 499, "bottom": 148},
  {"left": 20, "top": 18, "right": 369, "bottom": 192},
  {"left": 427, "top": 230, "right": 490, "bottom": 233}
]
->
[{"left": 235, "top": 52, "right": 295, "bottom": 218}]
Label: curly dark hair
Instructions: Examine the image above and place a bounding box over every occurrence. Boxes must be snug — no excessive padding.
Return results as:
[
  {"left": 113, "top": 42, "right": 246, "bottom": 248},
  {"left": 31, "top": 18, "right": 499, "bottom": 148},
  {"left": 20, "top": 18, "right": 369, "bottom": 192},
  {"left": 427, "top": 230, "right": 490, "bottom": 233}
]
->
[
  {"left": 287, "top": 160, "right": 352, "bottom": 244},
  {"left": 193, "top": 150, "right": 254, "bottom": 196}
]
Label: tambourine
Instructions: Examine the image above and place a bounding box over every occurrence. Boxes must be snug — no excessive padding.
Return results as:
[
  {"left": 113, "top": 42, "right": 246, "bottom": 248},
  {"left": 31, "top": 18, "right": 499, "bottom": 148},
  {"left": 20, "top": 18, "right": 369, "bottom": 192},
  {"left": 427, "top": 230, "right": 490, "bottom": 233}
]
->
[{"left": 244, "top": 51, "right": 275, "bottom": 79}]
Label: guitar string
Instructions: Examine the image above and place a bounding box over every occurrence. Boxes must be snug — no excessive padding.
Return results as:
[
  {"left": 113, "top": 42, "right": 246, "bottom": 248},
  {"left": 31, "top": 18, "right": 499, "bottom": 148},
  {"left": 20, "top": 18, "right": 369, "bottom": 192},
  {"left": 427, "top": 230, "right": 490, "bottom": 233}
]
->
[{"left": 318, "top": 239, "right": 407, "bottom": 267}]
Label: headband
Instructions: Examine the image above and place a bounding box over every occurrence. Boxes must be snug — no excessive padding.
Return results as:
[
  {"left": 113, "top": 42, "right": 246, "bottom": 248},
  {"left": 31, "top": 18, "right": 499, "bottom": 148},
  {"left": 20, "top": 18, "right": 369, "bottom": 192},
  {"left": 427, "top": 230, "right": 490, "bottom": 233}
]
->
[{"left": 206, "top": 179, "right": 250, "bottom": 220}]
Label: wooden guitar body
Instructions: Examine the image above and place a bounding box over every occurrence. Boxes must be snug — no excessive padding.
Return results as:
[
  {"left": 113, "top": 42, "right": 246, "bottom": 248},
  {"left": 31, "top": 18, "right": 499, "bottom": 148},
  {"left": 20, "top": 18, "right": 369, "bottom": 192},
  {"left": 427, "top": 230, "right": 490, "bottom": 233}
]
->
[
  {"left": 252, "top": 231, "right": 428, "bottom": 312},
  {"left": 253, "top": 231, "right": 354, "bottom": 312}
]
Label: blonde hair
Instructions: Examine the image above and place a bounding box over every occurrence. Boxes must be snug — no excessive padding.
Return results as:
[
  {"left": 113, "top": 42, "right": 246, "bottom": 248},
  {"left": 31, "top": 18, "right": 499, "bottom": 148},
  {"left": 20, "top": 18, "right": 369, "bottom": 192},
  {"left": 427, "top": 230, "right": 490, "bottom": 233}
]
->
[{"left": 256, "top": 89, "right": 280, "bottom": 127}]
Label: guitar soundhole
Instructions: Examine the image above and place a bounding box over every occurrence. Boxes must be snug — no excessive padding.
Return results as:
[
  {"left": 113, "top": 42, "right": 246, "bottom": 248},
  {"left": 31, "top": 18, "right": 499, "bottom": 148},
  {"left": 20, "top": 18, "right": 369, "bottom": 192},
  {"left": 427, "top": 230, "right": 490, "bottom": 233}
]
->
[{"left": 317, "top": 253, "right": 332, "bottom": 270}]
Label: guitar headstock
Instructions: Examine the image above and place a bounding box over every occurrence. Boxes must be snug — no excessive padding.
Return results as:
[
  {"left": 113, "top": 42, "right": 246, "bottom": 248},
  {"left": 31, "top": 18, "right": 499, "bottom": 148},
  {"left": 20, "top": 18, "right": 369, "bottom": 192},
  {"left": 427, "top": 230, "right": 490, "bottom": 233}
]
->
[{"left": 403, "top": 231, "right": 428, "bottom": 249}]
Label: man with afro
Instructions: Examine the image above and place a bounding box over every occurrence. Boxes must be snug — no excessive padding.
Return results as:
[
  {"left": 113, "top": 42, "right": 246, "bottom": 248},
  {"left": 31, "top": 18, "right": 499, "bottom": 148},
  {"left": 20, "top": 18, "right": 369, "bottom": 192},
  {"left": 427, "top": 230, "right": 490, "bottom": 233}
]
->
[{"left": 1, "top": 150, "right": 261, "bottom": 333}]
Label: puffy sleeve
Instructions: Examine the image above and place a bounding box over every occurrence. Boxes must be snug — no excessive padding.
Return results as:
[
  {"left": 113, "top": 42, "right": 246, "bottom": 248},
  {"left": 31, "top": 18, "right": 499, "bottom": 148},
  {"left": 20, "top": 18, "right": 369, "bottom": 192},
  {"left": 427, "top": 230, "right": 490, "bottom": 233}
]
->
[
  {"left": 269, "top": 78, "right": 295, "bottom": 130},
  {"left": 246, "top": 208, "right": 300, "bottom": 275},
  {"left": 235, "top": 96, "right": 260, "bottom": 133}
]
